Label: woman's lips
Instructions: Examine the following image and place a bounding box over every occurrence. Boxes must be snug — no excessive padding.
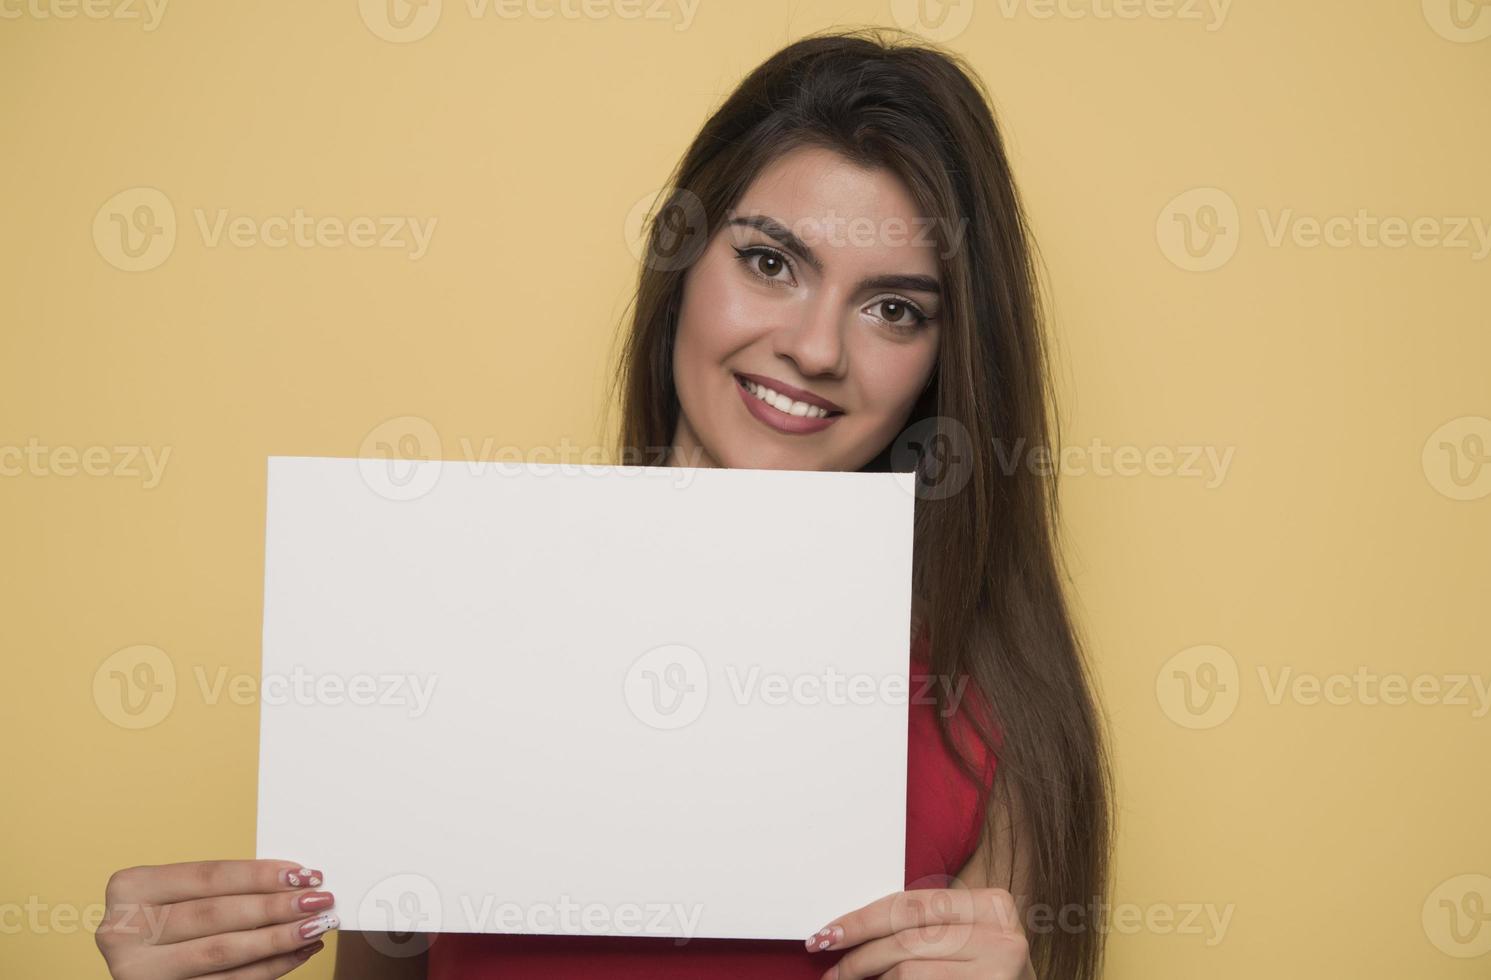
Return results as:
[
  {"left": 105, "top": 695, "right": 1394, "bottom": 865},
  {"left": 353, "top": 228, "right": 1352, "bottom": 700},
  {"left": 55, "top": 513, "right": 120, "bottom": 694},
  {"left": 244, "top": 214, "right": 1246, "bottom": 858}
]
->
[
  {"left": 733, "top": 373, "right": 843, "bottom": 435},
  {"left": 734, "top": 371, "right": 844, "bottom": 413}
]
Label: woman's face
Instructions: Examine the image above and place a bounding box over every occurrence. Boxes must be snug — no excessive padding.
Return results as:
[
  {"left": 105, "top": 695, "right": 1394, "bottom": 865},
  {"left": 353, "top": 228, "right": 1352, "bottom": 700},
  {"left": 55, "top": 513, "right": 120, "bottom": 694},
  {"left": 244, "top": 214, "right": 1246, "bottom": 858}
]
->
[{"left": 668, "top": 145, "right": 943, "bottom": 472}]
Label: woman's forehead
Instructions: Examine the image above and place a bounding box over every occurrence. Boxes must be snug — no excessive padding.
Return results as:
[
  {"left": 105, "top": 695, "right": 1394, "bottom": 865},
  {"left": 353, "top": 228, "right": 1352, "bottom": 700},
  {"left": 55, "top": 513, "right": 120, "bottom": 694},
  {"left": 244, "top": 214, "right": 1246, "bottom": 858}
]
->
[{"left": 736, "top": 145, "right": 927, "bottom": 227}]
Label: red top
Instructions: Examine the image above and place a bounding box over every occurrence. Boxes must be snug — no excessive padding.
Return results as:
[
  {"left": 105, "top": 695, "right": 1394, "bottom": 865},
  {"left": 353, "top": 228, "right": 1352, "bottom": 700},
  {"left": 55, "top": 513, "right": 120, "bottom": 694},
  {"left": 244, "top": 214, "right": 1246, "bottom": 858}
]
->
[{"left": 426, "top": 626, "right": 997, "bottom": 979}]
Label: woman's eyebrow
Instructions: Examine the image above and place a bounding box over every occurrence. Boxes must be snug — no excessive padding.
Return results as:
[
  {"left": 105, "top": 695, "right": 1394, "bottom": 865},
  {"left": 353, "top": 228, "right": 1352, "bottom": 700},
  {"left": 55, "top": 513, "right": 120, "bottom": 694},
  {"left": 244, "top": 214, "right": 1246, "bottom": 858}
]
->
[
  {"left": 861, "top": 272, "right": 942, "bottom": 296},
  {"left": 728, "top": 214, "right": 823, "bottom": 272},
  {"left": 726, "top": 214, "right": 942, "bottom": 297}
]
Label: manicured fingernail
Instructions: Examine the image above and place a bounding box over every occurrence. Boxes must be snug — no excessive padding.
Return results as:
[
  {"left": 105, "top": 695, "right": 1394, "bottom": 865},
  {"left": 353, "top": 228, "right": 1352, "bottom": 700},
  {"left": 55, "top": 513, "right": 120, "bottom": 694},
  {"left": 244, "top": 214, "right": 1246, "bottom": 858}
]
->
[
  {"left": 820, "top": 965, "right": 840, "bottom": 980},
  {"left": 297, "top": 891, "right": 334, "bottom": 912},
  {"left": 283, "top": 868, "right": 322, "bottom": 888},
  {"left": 299, "top": 912, "right": 340, "bottom": 939},
  {"left": 805, "top": 924, "right": 843, "bottom": 951},
  {"left": 293, "top": 939, "right": 325, "bottom": 960}
]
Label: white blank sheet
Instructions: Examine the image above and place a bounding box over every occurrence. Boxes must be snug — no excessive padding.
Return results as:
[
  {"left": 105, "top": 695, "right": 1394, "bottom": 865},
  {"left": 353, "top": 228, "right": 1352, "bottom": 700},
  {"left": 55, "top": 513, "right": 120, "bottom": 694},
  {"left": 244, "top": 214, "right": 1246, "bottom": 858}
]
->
[{"left": 256, "top": 455, "right": 914, "bottom": 940}]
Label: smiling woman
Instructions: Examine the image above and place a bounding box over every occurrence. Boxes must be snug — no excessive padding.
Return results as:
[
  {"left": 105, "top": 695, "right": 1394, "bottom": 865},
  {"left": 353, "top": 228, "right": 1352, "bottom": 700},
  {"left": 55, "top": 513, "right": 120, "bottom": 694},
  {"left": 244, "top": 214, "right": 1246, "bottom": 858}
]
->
[
  {"left": 92, "top": 26, "right": 1111, "bottom": 980},
  {"left": 604, "top": 27, "right": 1113, "bottom": 980},
  {"left": 417, "top": 26, "right": 1108, "bottom": 980},
  {"left": 668, "top": 147, "right": 944, "bottom": 467}
]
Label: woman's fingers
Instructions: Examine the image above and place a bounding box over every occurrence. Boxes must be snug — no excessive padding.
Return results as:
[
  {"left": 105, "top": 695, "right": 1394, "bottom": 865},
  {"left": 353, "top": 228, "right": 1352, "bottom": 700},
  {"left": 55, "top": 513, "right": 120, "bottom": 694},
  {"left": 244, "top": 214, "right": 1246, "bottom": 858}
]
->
[
  {"left": 830, "top": 925, "right": 1032, "bottom": 980},
  {"left": 812, "top": 888, "right": 1030, "bottom": 980},
  {"left": 161, "top": 913, "right": 339, "bottom": 980},
  {"left": 153, "top": 888, "right": 336, "bottom": 945},
  {"left": 97, "top": 860, "right": 337, "bottom": 980},
  {"left": 829, "top": 924, "right": 985, "bottom": 980},
  {"left": 808, "top": 887, "right": 986, "bottom": 952},
  {"left": 109, "top": 859, "right": 319, "bottom": 907},
  {"left": 195, "top": 939, "right": 325, "bottom": 980}
]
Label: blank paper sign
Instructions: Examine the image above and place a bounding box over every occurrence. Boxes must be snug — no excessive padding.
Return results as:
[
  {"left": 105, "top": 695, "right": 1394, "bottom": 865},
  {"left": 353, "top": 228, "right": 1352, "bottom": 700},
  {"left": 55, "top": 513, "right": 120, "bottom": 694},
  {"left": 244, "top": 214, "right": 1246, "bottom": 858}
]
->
[{"left": 256, "top": 455, "right": 914, "bottom": 940}]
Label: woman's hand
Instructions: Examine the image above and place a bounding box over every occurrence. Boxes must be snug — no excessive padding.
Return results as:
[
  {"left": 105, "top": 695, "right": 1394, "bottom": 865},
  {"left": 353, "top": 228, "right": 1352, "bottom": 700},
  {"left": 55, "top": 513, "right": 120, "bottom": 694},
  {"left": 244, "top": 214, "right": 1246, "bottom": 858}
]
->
[
  {"left": 805, "top": 887, "right": 1036, "bottom": 980},
  {"left": 95, "top": 858, "right": 338, "bottom": 979}
]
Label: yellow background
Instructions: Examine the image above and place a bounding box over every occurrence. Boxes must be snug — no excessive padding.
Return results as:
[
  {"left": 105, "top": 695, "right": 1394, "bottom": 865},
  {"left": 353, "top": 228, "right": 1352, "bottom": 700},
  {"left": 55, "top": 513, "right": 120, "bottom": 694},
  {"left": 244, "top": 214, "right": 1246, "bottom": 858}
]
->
[{"left": 3, "top": 1, "right": 1488, "bottom": 976}]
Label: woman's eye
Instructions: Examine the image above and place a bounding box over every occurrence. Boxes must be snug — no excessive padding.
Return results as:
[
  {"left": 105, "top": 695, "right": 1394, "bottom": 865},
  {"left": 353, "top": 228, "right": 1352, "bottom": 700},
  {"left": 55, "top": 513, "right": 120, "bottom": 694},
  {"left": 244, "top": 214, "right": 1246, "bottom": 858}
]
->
[
  {"left": 733, "top": 246, "right": 794, "bottom": 285},
  {"left": 755, "top": 253, "right": 786, "bottom": 278},
  {"left": 872, "top": 298, "right": 929, "bottom": 330}
]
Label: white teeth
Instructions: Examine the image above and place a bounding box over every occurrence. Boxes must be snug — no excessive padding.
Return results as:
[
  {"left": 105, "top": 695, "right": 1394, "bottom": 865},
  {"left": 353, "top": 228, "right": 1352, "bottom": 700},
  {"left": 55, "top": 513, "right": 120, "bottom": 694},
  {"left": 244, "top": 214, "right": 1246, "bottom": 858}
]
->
[{"left": 742, "top": 379, "right": 831, "bottom": 419}]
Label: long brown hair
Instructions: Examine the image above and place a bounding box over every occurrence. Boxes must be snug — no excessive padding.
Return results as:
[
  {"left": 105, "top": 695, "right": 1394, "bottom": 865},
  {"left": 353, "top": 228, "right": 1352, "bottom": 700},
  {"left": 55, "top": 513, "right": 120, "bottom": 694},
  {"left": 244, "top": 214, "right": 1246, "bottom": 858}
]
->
[{"left": 607, "top": 28, "right": 1112, "bottom": 980}]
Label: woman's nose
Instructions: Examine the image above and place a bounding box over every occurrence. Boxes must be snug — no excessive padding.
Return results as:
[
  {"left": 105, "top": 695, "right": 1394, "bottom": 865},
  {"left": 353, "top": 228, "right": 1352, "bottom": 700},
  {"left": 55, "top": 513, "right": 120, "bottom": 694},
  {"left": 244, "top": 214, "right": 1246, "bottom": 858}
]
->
[{"left": 774, "top": 292, "right": 847, "bottom": 379}]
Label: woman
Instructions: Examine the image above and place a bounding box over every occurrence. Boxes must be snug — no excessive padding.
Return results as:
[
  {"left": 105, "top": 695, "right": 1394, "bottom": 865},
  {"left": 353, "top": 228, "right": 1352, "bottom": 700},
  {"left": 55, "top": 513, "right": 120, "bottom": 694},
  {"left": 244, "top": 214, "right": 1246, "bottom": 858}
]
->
[{"left": 95, "top": 28, "right": 1111, "bottom": 980}]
